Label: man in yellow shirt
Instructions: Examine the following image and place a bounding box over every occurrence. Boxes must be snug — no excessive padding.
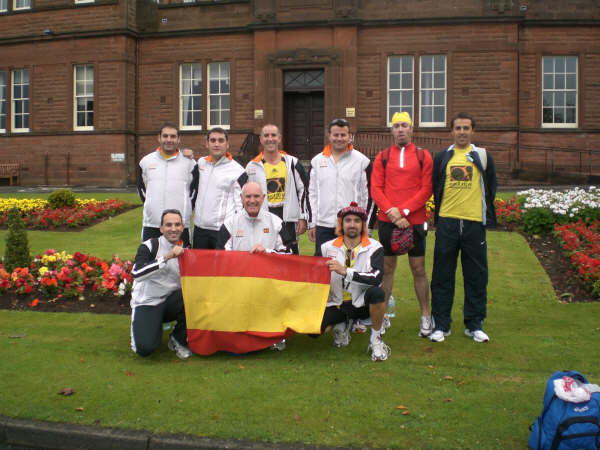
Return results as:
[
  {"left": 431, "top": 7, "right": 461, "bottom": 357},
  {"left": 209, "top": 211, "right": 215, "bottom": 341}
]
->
[
  {"left": 242, "top": 124, "right": 309, "bottom": 254},
  {"left": 430, "top": 113, "right": 497, "bottom": 343}
]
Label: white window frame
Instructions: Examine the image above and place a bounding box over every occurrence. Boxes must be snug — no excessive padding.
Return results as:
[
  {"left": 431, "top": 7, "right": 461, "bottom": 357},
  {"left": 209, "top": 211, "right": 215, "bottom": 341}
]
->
[
  {"left": 207, "top": 62, "right": 230, "bottom": 129},
  {"left": 419, "top": 55, "right": 446, "bottom": 127},
  {"left": 0, "top": 71, "right": 6, "bottom": 133},
  {"left": 13, "top": 0, "right": 30, "bottom": 10},
  {"left": 180, "top": 63, "right": 203, "bottom": 131},
  {"left": 387, "top": 56, "right": 414, "bottom": 127},
  {"left": 0, "top": 0, "right": 8, "bottom": 13},
  {"left": 75, "top": 0, "right": 94, "bottom": 4},
  {"left": 73, "top": 64, "right": 94, "bottom": 131},
  {"left": 11, "top": 69, "right": 29, "bottom": 133},
  {"left": 542, "top": 55, "right": 578, "bottom": 129}
]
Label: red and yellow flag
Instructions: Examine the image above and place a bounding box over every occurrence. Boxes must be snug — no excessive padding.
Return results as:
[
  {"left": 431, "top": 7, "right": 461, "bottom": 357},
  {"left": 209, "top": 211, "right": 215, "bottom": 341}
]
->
[{"left": 180, "top": 250, "right": 330, "bottom": 355}]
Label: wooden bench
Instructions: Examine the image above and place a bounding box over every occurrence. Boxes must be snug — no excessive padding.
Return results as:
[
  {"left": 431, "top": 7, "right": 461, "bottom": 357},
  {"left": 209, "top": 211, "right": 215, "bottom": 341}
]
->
[{"left": 0, "top": 163, "right": 21, "bottom": 185}]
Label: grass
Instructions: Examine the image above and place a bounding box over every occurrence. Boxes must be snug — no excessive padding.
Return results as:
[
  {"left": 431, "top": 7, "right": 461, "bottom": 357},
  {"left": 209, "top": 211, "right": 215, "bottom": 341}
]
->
[{"left": 1, "top": 192, "right": 600, "bottom": 448}]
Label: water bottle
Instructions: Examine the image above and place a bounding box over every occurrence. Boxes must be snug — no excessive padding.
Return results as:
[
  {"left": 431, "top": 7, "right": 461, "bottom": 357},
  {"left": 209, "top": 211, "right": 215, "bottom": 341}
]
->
[{"left": 387, "top": 295, "right": 396, "bottom": 318}]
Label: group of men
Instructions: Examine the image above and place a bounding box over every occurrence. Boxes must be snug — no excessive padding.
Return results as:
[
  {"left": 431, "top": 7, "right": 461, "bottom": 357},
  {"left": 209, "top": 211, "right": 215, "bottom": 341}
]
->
[{"left": 130, "top": 111, "right": 496, "bottom": 362}]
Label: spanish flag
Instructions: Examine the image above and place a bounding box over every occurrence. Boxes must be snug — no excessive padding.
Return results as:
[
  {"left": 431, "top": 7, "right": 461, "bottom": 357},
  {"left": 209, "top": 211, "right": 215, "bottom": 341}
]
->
[{"left": 180, "top": 250, "right": 330, "bottom": 355}]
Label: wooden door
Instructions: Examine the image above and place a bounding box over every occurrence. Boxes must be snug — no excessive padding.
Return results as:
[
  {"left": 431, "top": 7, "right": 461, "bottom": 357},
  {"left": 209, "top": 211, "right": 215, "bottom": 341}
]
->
[{"left": 283, "top": 91, "right": 324, "bottom": 161}]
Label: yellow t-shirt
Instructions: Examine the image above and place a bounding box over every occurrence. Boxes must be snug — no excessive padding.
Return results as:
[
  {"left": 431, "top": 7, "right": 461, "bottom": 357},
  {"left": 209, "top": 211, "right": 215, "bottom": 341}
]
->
[
  {"left": 342, "top": 243, "right": 360, "bottom": 302},
  {"left": 264, "top": 161, "right": 287, "bottom": 207},
  {"left": 439, "top": 147, "right": 483, "bottom": 222}
]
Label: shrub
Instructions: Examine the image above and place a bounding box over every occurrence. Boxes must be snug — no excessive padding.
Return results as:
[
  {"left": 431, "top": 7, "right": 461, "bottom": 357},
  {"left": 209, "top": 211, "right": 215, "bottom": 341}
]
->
[
  {"left": 522, "top": 207, "right": 557, "bottom": 235},
  {"left": 47, "top": 189, "right": 77, "bottom": 209},
  {"left": 4, "top": 207, "right": 31, "bottom": 272}
]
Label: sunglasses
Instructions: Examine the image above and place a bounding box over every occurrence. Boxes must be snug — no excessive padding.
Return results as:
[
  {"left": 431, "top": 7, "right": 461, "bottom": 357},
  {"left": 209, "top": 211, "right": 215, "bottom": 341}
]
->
[{"left": 329, "top": 118, "right": 349, "bottom": 128}]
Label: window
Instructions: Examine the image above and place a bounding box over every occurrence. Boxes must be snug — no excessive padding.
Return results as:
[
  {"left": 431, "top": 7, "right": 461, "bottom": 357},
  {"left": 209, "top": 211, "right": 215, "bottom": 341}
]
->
[
  {"left": 180, "top": 63, "right": 202, "bottom": 130},
  {"left": 75, "top": 0, "right": 94, "bottom": 4},
  {"left": 208, "top": 62, "right": 230, "bottom": 129},
  {"left": 420, "top": 55, "right": 446, "bottom": 127},
  {"left": 542, "top": 56, "right": 577, "bottom": 128},
  {"left": 0, "top": 72, "right": 5, "bottom": 133},
  {"left": 387, "top": 56, "right": 414, "bottom": 125},
  {"left": 12, "top": 69, "right": 29, "bottom": 132},
  {"left": 13, "top": 0, "right": 30, "bottom": 9},
  {"left": 74, "top": 65, "right": 94, "bottom": 130},
  {"left": 0, "top": 0, "right": 7, "bottom": 12}
]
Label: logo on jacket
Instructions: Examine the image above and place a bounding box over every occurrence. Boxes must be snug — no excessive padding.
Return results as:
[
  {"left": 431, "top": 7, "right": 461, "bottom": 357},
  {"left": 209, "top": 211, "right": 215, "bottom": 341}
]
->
[
  {"left": 235, "top": 229, "right": 245, "bottom": 237},
  {"left": 263, "top": 228, "right": 270, "bottom": 233}
]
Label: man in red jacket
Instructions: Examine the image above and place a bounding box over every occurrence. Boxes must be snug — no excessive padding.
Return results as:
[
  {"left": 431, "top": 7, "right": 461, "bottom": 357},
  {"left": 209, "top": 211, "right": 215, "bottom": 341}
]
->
[{"left": 370, "top": 112, "right": 434, "bottom": 337}]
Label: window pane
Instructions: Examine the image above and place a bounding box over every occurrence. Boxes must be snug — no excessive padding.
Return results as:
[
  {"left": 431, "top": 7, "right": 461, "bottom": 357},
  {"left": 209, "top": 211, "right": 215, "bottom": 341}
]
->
[
  {"left": 222, "top": 95, "right": 230, "bottom": 110},
  {"left": 543, "top": 108, "right": 553, "bottom": 123},
  {"left": 542, "top": 92, "right": 553, "bottom": 107},
  {"left": 220, "top": 79, "right": 229, "bottom": 93},
  {"left": 554, "top": 109, "right": 564, "bottom": 123},
  {"left": 566, "top": 56, "right": 577, "bottom": 73},
  {"left": 389, "top": 57, "right": 400, "bottom": 73},
  {"left": 421, "top": 90, "right": 433, "bottom": 106},
  {"left": 566, "top": 91, "right": 576, "bottom": 107},
  {"left": 434, "top": 91, "right": 444, "bottom": 105},
  {"left": 401, "top": 74, "right": 412, "bottom": 89},
  {"left": 554, "top": 92, "right": 564, "bottom": 107},
  {"left": 389, "top": 74, "right": 400, "bottom": 90},
  {"left": 433, "top": 55, "right": 445, "bottom": 71},
  {"left": 209, "top": 80, "right": 219, "bottom": 93},
  {"left": 555, "top": 74, "right": 565, "bottom": 90},
  {"left": 210, "top": 111, "right": 219, "bottom": 124},
  {"left": 542, "top": 57, "right": 553, "bottom": 73},
  {"left": 421, "top": 73, "right": 432, "bottom": 89},
  {"left": 543, "top": 74, "right": 553, "bottom": 90},
  {"left": 566, "top": 74, "right": 576, "bottom": 90},
  {"left": 389, "top": 92, "right": 400, "bottom": 106},
  {"left": 566, "top": 108, "right": 576, "bottom": 123},
  {"left": 421, "top": 56, "right": 432, "bottom": 72},
  {"left": 210, "top": 96, "right": 218, "bottom": 110},
  {"left": 421, "top": 106, "right": 432, "bottom": 123},
  {"left": 434, "top": 72, "right": 445, "bottom": 89},
  {"left": 402, "top": 91, "right": 412, "bottom": 106},
  {"left": 555, "top": 57, "right": 565, "bottom": 73},
  {"left": 434, "top": 106, "right": 445, "bottom": 123}
]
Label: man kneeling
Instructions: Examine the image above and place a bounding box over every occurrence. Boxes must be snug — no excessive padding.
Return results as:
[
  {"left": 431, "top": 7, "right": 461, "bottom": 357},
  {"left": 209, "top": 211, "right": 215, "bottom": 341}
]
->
[
  {"left": 130, "top": 209, "right": 192, "bottom": 359},
  {"left": 321, "top": 202, "right": 390, "bottom": 362}
]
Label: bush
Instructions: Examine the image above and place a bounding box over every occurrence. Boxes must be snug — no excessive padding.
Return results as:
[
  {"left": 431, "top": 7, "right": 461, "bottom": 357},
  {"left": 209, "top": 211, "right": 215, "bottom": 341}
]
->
[
  {"left": 522, "top": 207, "right": 557, "bottom": 235},
  {"left": 47, "top": 189, "right": 77, "bottom": 209},
  {"left": 4, "top": 207, "right": 31, "bottom": 272}
]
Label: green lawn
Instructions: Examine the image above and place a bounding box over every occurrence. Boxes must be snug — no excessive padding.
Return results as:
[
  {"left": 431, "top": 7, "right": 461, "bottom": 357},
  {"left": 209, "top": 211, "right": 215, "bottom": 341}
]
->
[{"left": 1, "top": 192, "right": 600, "bottom": 448}]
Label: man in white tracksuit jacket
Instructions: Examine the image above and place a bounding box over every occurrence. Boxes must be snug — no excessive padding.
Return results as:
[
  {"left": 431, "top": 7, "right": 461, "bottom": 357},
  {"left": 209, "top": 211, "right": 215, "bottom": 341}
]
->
[
  {"left": 192, "top": 127, "right": 245, "bottom": 249},
  {"left": 137, "top": 122, "right": 198, "bottom": 247},
  {"left": 308, "top": 118, "right": 373, "bottom": 256}
]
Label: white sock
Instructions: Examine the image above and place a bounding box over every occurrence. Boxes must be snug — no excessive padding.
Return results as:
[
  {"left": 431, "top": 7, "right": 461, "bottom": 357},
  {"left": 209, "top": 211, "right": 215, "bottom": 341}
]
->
[{"left": 370, "top": 327, "right": 381, "bottom": 342}]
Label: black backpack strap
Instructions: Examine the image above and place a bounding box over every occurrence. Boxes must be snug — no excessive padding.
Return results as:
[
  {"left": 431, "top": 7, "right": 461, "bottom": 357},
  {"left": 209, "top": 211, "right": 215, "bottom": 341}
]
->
[
  {"left": 149, "top": 237, "right": 160, "bottom": 260},
  {"left": 416, "top": 147, "right": 424, "bottom": 170}
]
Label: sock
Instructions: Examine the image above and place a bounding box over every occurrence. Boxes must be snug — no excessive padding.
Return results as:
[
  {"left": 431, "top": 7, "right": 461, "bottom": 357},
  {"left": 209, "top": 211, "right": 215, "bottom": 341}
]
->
[{"left": 370, "top": 326, "right": 381, "bottom": 342}]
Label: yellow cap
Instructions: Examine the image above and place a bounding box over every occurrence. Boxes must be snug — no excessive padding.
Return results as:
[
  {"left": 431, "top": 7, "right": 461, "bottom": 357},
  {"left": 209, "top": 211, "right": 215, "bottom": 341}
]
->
[{"left": 391, "top": 112, "right": 412, "bottom": 126}]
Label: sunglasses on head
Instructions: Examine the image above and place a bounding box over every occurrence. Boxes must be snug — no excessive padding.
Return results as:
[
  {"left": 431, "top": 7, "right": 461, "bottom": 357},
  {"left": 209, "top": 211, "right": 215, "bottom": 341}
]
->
[{"left": 329, "top": 118, "right": 349, "bottom": 128}]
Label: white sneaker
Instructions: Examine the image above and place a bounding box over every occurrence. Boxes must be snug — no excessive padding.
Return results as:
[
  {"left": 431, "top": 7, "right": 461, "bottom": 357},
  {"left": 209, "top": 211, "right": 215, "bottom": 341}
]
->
[
  {"left": 429, "top": 329, "right": 450, "bottom": 343},
  {"left": 368, "top": 336, "right": 390, "bottom": 362},
  {"left": 465, "top": 329, "right": 489, "bottom": 343},
  {"left": 351, "top": 320, "right": 367, "bottom": 334},
  {"left": 269, "top": 339, "right": 286, "bottom": 351},
  {"left": 419, "top": 316, "right": 433, "bottom": 337},
  {"left": 168, "top": 334, "right": 193, "bottom": 359},
  {"left": 380, "top": 314, "right": 391, "bottom": 335},
  {"left": 333, "top": 321, "right": 351, "bottom": 348}
]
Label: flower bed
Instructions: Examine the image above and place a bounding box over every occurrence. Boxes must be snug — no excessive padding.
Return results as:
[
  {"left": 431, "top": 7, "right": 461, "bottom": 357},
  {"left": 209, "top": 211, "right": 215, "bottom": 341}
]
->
[
  {"left": 554, "top": 220, "right": 600, "bottom": 296},
  {"left": 0, "top": 249, "right": 133, "bottom": 304},
  {"left": 0, "top": 198, "right": 132, "bottom": 229}
]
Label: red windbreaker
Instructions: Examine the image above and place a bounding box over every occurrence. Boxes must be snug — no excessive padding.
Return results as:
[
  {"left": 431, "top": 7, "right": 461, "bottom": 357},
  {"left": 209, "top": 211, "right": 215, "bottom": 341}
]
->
[{"left": 370, "top": 143, "right": 433, "bottom": 225}]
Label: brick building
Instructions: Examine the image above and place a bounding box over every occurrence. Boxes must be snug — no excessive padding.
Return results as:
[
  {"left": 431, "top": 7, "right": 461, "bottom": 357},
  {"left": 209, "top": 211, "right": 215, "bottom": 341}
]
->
[{"left": 0, "top": 0, "right": 599, "bottom": 186}]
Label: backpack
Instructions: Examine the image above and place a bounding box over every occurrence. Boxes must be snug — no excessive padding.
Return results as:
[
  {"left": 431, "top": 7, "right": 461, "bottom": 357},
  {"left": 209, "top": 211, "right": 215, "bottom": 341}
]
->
[
  {"left": 529, "top": 370, "right": 600, "bottom": 450},
  {"left": 380, "top": 145, "right": 425, "bottom": 171}
]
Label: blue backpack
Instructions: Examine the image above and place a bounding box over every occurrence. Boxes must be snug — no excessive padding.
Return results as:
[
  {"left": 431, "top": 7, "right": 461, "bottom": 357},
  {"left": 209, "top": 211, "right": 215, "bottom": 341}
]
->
[{"left": 529, "top": 370, "right": 600, "bottom": 450}]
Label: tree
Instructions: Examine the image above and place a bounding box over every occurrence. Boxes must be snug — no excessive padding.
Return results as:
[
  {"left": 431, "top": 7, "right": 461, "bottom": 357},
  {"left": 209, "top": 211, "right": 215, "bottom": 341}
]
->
[{"left": 4, "top": 207, "right": 31, "bottom": 272}]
